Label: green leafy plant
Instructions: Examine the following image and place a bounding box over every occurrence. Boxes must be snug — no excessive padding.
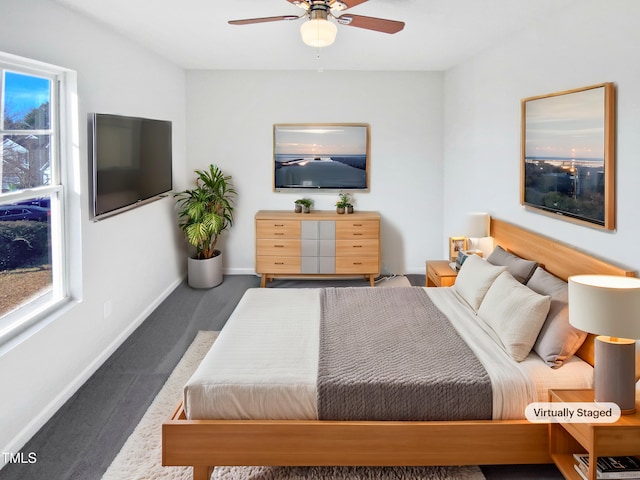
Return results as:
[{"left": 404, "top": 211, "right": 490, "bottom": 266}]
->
[
  {"left": 335, "top": 192, "right": 351, "bottom": 208},
  {"left": 296, "top": 198, "right": 313, "bottom": 208},
  {"left": 175, "top": 164, "right": 237, "bottom": 260}
]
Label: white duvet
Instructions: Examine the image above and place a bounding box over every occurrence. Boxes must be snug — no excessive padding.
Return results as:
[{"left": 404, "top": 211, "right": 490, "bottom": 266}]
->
[{"left": 184, "top": 287, "right": 593, "bottom": 420}]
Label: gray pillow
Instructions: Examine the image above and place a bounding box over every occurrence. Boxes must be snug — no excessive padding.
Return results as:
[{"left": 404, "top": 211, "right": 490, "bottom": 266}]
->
[
  {"left": 526, "top": 267, "right": 588, "bottom": 368},
  {"left": 487, "top": 245, "right": 538, "bottom": 284}
]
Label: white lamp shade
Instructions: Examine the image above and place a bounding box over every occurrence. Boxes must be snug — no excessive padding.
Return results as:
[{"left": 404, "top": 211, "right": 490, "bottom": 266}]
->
[
  {"left": 568, "top": 275, "right": 640, "bottom": 339},
  {"left": 465, "top": 212, "right": 490, "bottom": 238},
  {"left": 300, "top": 19, "right": 337, "bottom": 47}
]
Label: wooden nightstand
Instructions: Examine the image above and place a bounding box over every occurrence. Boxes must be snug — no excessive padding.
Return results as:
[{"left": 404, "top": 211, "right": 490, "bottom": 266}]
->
[
  {"left": 549, "top": 389, "right": 640, "bottom": 480},
  {"left": 425, "top": 260, "right": 458, "bottom": 287}
]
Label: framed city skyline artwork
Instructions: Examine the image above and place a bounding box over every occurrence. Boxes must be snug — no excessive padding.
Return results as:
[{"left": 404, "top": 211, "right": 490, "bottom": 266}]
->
[{"left": 521, "top": 82, "right": 615, "bottom": 230}]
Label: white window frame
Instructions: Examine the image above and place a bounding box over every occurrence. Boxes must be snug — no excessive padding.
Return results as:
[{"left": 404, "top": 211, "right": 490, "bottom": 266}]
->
[{"left": 0, "top": 52, "right": 79, "bottom": 350}]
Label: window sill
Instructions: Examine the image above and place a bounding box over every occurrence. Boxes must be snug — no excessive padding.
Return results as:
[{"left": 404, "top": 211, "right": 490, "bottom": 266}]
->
[{"left": 0, "top": 296, "right": 79, "bottom": 357}]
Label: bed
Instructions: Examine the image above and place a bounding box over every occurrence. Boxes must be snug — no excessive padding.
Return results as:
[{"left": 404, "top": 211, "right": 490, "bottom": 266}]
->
[{"left": 162, "top": 218, "right": 635, "bottom": 480}]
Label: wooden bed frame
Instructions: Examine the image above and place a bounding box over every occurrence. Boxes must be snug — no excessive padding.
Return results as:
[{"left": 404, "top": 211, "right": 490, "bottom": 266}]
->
[{"left": 163, "top": 218, "right": 635, "bottom": 480}]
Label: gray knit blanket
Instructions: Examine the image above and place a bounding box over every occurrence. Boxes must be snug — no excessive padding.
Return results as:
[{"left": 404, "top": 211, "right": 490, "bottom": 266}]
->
[{"left": 317, "top": 287, "right": 492, "bottom": 421}]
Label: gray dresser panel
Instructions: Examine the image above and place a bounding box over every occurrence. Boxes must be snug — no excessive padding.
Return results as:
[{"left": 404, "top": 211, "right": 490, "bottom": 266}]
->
[
  {"left": 301, "top": 221, "right": 319, "bottom": 239},
  {"left": 319, "top": 220, "right": 335, "bottom": 240},
  {"left": 301, "top": 220, "right": 336, "bottom": 269},
  {"left": 301, "top": 256, "right": 319, "bottom": 274},
  {"left": 301, "top": 239, "right": 318, "bottom": 257},
  {"left": 319, "top": 256, "right": 335, "bottom": 274},
  {"left": 319, "top": 239, "right": 335, "bottom": 257}
]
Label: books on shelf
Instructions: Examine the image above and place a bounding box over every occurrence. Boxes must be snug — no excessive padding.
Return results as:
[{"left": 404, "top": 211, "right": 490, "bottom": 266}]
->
[{"left": 573, "top": 454, "right": 640, "bottom": 479}]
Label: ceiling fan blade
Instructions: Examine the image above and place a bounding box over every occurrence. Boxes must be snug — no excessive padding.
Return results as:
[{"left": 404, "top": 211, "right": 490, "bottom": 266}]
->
[
  {"left": 331, "top": 0, "right": 369, "bottom": 11},
  {"left": 336, "top": 14, "right": 404, "bottom": 34},
  {"left": 228, "top": 15, "right": 300, "bottom": 26},
  {"left": 285, "top": 0, "right": 309, "bottom": 9}
]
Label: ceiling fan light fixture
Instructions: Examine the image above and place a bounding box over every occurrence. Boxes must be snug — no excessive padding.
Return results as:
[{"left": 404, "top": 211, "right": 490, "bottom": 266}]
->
[{"left": 300, "top": 18, "right": 337, "bottom": 47}]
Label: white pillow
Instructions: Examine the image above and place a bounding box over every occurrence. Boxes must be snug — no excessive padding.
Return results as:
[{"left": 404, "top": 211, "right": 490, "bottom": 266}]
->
[
  {"left": 478, "top": 271, "right": 551, "bottom": 362},
  {"left": 453, "top": 254, "right": 506, "bottom": 311}
]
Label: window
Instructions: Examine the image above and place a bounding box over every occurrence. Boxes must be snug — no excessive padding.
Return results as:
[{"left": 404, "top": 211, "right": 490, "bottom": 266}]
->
[{"left": 0, "top": 53, "right": 77, "bottom": 346}]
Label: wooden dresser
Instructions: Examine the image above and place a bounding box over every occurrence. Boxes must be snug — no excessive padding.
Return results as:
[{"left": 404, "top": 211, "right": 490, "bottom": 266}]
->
[{"left": 255, "top": 210, "right": 380, "bottom": 287}]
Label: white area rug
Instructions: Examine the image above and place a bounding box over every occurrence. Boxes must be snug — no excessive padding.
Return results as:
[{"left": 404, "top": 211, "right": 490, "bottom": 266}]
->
[
  {"left": 102, "top": 329, "right": 485, "bottom": 480},
  {"left": 375, "top": 275, "right": 412, "bottom": 288}
]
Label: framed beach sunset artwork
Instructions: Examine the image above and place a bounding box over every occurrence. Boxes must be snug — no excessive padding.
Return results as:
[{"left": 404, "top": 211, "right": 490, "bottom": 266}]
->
[
  {"left": 521, "top": 83, "right": 616, "bottom": 230},
  {"left": 273, "top": 123, "right": 370, "bottom": 191}
]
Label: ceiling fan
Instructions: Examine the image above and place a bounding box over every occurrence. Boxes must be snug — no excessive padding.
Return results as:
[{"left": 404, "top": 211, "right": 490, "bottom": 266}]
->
[{"left": 228, "top": 0, "right": 405, "bottom": 48}]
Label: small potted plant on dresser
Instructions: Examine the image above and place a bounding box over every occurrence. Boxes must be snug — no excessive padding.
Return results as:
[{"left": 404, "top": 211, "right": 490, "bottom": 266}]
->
[
  {"left": 336, "top": 192, "right": 353, "bottom": 214},
  {"left": 297, "top": 198, "right": 313, "bottom": 213},
  {"left": 175, "top": 164, "right": 236, "bottom": 288}
]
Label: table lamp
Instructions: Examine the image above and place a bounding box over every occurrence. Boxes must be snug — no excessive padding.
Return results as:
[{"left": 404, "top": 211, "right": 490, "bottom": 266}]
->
[
  {"left": 464, "top": 212, "right": 490, "bottom": 253},
  {"left": 568, "top": 274, "right": 640, "bottom": 414}
]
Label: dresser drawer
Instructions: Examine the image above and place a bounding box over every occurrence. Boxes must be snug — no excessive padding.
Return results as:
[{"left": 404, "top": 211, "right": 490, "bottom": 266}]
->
[
  {"left": 336, "top": 220, "right": 379, "bottom": 239},
  {"left": 256, "top": 256, "right": 301, "bottom": 274},
  {"left": 256, "top": 238, "right": 300, "bottom": 256},
  {"left": 256, "top": 220, "right": 300, "bottom": 238},
  {"left": 335, "top": 239, "right": 379, "bottom": 257},
  {"left": 336, "top": 256, "right": 379, "bottom": 274}
]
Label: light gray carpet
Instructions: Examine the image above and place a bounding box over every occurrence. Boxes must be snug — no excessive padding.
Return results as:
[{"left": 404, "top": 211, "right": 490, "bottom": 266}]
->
[{"left": 102, "top": 330, "right": 485, "bottom": 480}]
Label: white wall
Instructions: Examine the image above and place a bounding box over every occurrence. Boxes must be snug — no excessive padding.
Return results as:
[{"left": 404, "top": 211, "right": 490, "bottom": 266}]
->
[
  {"left": 0, "top": 0, "right": 187, "bottom": 460},
  {"left": 443, "top": 0, "right": 640, "bottom": 273},
  {"left": 186, "top": 70, "right": 444, "bottom": 275}
]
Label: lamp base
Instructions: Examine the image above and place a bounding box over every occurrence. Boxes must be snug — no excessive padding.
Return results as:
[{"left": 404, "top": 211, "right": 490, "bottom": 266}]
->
[{"left": 594, "top": 336, "right": 637, "bottom": 414}]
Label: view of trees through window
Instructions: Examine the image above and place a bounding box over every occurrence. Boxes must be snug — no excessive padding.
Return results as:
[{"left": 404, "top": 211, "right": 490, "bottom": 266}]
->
[{"left": 1, "top": 70, "right": 54, "bottom": 318}]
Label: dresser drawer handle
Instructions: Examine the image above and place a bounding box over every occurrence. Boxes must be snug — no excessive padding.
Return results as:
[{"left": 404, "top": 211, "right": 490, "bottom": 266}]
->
[
  {"left": 353, "top": 245, "right": 362, "bottom": 248},
  {"left": 274, "top": 224, "right": 284, "bottom": 227},
  {"left": 274, "top": 233, "right": 284, "bottom": 235},
  {"left": 353, "top": 262, "right": 362, "bottom": 265},
  {"left": 352, "top": 223, "right": 362, "bottom": 227},
  {"left": 353, "top": 233, "right": 363, "bottom": 236},
  {"left": 275, "top": 262, "right": 284, "bottom": 265},
  {"left": 274, "top": 245, "right": 284, "bottom": 248}
]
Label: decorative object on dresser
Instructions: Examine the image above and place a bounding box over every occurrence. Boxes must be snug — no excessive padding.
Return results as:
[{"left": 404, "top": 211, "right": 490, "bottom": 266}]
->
[
  {"left": 255, "top": 210, "right": 380, "bottom": 288},
  {"left": 335, "top": 192, "right": 353, "bottom": 214},
  {"left": 568, "top": 275, "right": 640, "bottom": 414},
  {"left": 175, "top": 164, "right": 236, "bottom": 289},
  {"left": 521, "top": 82, "right": 616, "bottom": 230},
  {"left": 294, "top": 197, "right": 313, "bottom": 213}
]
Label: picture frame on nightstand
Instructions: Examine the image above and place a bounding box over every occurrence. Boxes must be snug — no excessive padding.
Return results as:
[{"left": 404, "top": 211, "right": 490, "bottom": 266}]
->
[{"left": 449, "top": 236, "right": 468, "bottom": 262}]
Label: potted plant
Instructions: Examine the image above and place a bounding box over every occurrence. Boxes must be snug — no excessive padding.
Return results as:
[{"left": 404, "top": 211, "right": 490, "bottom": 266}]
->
[
  {"left": 335, "top": 192, "right": 352, "bottom": 214},
  {"left": 175, "top": 164, "right": 236, "bottom": 288},
  {"left": 294, "top": 199, "right": 304, "bottom": 213},
  {"left": 297, "top": 198, "right": 313, "bottom": 213}
]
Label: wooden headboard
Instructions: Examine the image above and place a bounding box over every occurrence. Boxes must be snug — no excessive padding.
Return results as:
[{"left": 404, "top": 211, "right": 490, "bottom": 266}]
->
[{"left": 489, "top": 218, "right": 636, "bottom": 366}]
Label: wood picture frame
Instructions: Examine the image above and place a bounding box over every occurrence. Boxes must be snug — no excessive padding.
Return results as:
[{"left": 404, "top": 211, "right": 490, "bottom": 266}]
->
[
  {"left": 273, "top": 123, "right": 370, "bottom": 192},
  {"left": 521, "top": 83, "right": 616, "bottom": 230},
  {"left": 448, "top": 236, "right": 468, "bottom": 262}
]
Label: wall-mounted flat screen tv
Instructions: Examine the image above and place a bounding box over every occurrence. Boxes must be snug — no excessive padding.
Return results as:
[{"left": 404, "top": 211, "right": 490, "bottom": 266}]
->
[
  {"left": 273, "top": 123, "right": 370, "bottom": 191},
  {"left": 89, "top": 113, "right": 172, "bottom": 221}
]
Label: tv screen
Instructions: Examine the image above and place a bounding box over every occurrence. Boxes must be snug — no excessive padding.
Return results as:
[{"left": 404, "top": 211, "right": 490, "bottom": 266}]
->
[
  {"left": 90, "top": 113, "right": 172, "bottom": 220},
  {"left": 273, "top": 124, "right": 370, "bottom": 191}
]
